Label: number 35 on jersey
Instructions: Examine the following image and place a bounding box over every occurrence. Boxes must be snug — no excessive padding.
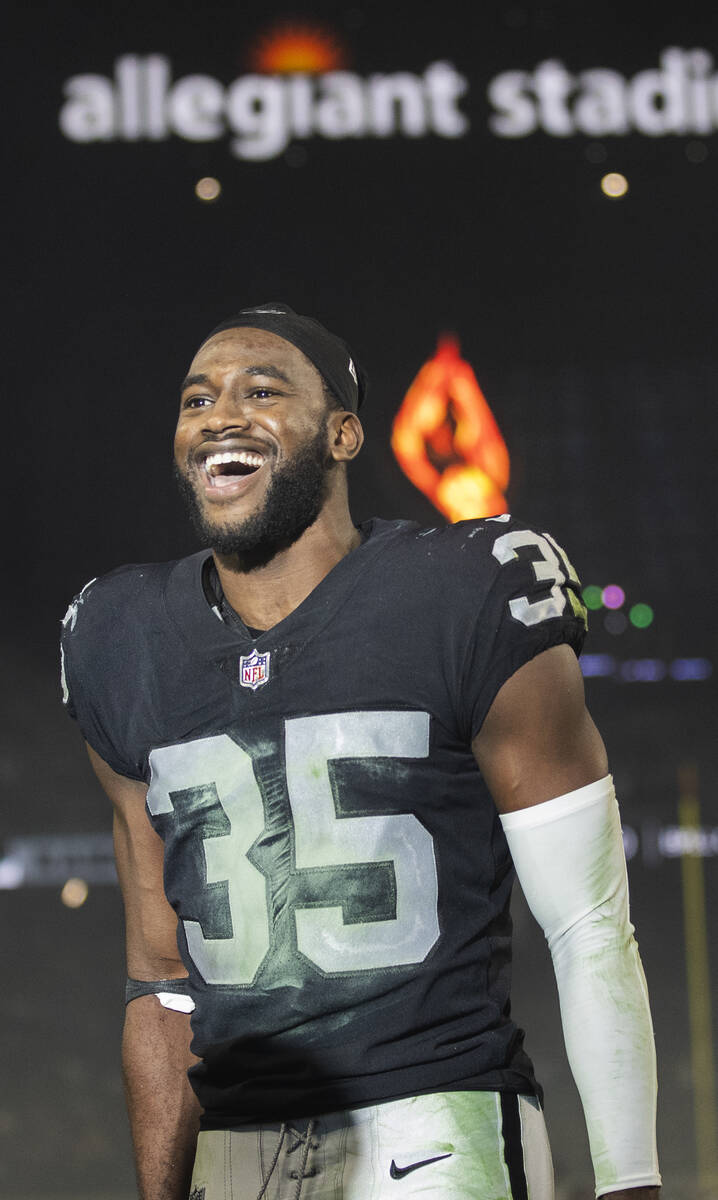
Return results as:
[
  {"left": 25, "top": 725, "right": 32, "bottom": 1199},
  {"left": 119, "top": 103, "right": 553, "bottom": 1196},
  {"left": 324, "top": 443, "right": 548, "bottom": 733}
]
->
[{"left": 147, "top": 711, "right": 441, "bottom": 987}]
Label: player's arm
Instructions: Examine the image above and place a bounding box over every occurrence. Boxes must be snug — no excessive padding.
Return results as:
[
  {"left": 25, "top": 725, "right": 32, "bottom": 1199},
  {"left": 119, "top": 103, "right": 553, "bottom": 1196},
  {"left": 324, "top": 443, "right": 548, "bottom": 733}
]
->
[
  {"left": 472, "top": 644, "right": 660, "bottom": 1200},
  {"left": 87, "top": 744, "right": 201, "bottom": 1200}
]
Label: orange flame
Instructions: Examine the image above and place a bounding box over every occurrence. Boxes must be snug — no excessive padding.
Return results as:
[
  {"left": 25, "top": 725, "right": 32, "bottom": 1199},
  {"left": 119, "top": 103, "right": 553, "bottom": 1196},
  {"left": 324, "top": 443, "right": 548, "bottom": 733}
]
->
[
  {"left": 391, "top": 336, "right": 510, "bottom": 523},
  {"left": 248, "top": 23, "right": 348, "bottom": 74}
]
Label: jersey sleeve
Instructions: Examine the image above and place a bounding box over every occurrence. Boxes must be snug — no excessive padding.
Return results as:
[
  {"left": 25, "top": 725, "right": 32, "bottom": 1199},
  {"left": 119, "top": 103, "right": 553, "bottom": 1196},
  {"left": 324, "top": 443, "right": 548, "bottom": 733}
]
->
[
  {"left": 459, "top": 521, "right": 588, "bottom": 738},
  {"left": 60, "top": 574, "right": 146, "bottom": 780},
  {"left": 60, "top": 579, "right": 96, "bottom": 725}
]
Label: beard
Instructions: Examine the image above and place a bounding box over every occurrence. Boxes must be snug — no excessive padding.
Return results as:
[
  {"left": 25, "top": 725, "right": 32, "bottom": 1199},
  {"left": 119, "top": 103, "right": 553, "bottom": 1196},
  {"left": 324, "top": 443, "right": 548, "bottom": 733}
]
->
[{"left": 174, "top": 425, "right": 334, "bottom": 570}]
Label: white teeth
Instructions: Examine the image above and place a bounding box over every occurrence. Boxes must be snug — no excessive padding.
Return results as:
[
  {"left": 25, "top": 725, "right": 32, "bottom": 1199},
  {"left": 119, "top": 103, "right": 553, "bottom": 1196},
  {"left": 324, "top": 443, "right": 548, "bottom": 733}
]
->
[{"left": 203, "top": 450, "right": 264, "bottom": 472}]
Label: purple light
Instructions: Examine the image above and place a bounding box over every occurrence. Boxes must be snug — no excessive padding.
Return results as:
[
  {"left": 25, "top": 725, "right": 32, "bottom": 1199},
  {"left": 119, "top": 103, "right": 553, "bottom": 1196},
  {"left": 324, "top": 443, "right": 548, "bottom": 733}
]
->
[
  {"left": 602, "top": 585, "right": 625, "bottom": 610},
  {"left": 669, "top": 658, "right": 713, "bottom": 681},
  {"left": 620, "top": 658, "right": 667, "bottom": 683},
  {"left": 580, "top": 654, "right": 616, "bottom": 677}
]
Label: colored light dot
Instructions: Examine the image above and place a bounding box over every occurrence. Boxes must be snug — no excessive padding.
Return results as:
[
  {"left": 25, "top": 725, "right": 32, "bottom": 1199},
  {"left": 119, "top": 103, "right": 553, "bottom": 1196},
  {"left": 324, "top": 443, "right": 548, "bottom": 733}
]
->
[
  {"left": 0, "top": 858, "right": 23, "bottom": 889},
  {"left": 582, "top": 585, "right": 603, "bottom": 610},
  {"left": 195, "top": 176, "right": 221, "bottom": 201},
  {"left": 620, "top": 658, "right": 666, "bottom": 683},
  {"left": 686, "top": 140, "right": 708, "bottom": 164},
  {"left": 602, "top": 585, "right": 625, "bottom": 610},
  {"left": 670, "top": 657, "right": 712, "bottom": 681},
  {"left": 61, "top": 878, "right": 88, "bottom": 908},
  {"left": 601, "top": 172, "right": 628, "bottom": 198},
  {"left": 585, "top": 142, "right": 607, "bottom": 164},
  {"left": 579, "top": 654, "right": 616, "bottom": 678},
  {"left": 604, "top": 611, "right": 628, "bottom": 635},
  {"left": 629, "top": 603, "right": 654, "bottom": 629}
]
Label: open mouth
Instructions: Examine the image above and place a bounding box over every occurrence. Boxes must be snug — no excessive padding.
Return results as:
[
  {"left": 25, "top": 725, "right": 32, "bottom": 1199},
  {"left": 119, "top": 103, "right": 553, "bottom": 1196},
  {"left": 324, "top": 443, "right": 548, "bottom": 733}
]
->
[{"left": 202, "top": 449, "right": 266, "bottom": 490}]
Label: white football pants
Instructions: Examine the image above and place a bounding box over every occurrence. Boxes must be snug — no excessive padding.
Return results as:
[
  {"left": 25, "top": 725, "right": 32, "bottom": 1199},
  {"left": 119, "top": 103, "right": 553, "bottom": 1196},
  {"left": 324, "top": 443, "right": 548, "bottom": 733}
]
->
[{"left": 189, "top": 1089, "right": 555, "bottom": 1199}]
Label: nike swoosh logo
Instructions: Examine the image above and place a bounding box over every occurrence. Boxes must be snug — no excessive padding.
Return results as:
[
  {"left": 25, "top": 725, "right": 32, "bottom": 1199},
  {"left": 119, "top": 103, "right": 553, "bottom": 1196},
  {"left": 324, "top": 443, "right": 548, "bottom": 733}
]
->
[{"left": 389, "top": 1153, "right": 452, "bottom": 1179}]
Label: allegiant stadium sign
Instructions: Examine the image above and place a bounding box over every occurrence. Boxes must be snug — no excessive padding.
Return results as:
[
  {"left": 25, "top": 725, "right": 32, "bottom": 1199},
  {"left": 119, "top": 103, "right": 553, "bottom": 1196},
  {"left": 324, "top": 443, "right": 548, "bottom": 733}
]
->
[
  {"left": 59, "top": 58, "right": 469, "bottom": 160},
  {"left": 58, "top": 48, "right": 718, "bottom": 162}
]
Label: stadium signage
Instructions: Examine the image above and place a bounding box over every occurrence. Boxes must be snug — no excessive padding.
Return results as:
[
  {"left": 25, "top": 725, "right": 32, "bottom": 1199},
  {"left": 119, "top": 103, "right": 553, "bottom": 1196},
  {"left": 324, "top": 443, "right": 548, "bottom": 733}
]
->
[
  {"left": 58, "top": 56, "right": 469, "bottom": 161},
  {"left": 489, "top": 48, "right": 718, "bottom": 138},
  {"left": 58, "top": 48, "right": 718, "bottom": 162}
]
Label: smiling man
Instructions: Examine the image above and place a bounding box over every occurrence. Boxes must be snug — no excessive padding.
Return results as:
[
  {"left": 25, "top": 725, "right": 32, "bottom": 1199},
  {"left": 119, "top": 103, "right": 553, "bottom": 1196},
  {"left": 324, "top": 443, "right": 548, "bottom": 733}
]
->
[{"left": 61, "top": 303, "right": 660, "bottom": 1200}]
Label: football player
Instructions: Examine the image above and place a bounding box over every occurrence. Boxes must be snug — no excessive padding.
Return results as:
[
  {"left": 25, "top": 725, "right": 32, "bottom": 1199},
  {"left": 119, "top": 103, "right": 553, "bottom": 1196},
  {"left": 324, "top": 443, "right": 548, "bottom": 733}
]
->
[{"left": 62, "top": 304, "right": 660, "bottom": 1199}]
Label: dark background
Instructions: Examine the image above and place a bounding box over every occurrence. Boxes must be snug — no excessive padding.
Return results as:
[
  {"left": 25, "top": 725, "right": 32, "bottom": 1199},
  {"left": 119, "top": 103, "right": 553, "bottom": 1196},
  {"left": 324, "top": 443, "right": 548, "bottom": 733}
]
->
[{"left": 2, "top": 1, "right": 716, "bottom": 1196}]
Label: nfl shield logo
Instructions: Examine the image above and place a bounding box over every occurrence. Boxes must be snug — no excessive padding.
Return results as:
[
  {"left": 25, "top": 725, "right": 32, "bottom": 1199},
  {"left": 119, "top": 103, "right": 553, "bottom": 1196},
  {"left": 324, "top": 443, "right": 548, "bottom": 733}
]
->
[{"left": 239, "top": 647, "right": 270, "bottom": 690}]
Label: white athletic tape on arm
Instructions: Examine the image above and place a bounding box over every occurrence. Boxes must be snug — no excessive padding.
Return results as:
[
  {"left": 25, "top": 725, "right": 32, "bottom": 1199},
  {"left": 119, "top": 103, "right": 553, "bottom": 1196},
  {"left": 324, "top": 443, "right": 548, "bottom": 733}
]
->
[
  {"left": 500, "top": 775, "right": 661, "bottom": 1197},
  {"left": 125, "top": 977, "right": 195, "bottom": 1012},
  {"left": 155, "top": 992, "right": 195, "bottom": 1014}
]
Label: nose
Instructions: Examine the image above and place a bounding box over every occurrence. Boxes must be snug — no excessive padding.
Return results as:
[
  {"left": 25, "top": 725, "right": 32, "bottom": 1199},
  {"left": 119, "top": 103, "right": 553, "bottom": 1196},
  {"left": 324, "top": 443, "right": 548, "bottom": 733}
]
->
[{"left": 202, "top": 389, "right": 252, "bottom": 434}]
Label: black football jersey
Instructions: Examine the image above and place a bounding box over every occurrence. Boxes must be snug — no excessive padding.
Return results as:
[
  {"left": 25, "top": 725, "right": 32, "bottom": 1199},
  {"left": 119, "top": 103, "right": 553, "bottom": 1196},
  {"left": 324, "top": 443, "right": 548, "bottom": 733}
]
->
[{"left": 61, "top": 516, "right": 587, "bottom": 1128}]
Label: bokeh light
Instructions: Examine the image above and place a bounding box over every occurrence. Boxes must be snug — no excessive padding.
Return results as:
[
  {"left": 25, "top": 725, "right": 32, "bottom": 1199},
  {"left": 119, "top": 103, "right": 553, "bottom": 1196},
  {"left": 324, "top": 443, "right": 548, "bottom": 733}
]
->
[
  {"left": 601, "top": 172, "right": 628, "bottom": 198},
  {"left": 670, "top": 658, "right": 712, "bottom": 681},
  {"left": 585, "top": 142, "right": 607, "bottom": 164},
  {"left": 604, "top": 611, "right": 628, "bottom": 635},
  {"left": 602, "top": 584, "right": 625, "bottom": 610},
  {"left": 195, "top": 176, "right": 221, "bottom": 202},
  {"left": 61, "top": 878, "right": 89, "bottom": 908},
  {"left": 629, "top": 602, "right": 654, "bottom": 628},
  {"left": 582, "top": 585, "right": 603, "bottom": 610},
  {"left": 620, "top": 658, "right": 666, "bottom": 683},
  {"left": 685, "top": 140, "right": 708, "bottom": 164}
]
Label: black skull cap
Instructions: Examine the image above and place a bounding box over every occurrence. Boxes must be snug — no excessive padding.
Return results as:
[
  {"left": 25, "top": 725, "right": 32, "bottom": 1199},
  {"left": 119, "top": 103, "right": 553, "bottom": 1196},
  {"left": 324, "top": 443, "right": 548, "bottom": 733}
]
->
[{"left": 201, "top": 302, "right": 367, "bottom": 412}]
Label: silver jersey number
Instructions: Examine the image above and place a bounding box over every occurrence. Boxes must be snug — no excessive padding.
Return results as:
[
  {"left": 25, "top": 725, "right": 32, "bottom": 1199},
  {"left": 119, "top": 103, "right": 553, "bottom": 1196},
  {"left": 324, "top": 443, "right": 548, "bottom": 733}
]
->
[
  {"left": 147, "top": 711, "right": 439, "bottom": 985},
  {"left": 492, "top": 528, "right": 584, "bottom": 626}
]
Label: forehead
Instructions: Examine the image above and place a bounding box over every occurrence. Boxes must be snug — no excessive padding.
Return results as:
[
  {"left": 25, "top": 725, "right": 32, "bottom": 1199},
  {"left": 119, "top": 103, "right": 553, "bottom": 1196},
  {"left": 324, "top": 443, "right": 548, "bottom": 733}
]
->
[{"left": 189, "top": 327, "right": 322, "bottom": 387}]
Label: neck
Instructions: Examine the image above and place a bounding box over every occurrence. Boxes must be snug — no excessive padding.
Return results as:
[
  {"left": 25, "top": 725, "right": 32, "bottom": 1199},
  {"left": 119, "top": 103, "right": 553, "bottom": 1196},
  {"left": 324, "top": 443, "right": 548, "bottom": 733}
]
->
[{"left": 212, "top": 505, "right": 361, "bottom": 631}]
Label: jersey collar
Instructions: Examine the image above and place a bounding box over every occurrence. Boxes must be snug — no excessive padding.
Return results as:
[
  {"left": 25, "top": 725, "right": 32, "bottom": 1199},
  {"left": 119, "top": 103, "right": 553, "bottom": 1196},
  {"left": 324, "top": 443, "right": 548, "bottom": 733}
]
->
[{"left": 161, "top": 519, "right": 409, "bottom": 663}]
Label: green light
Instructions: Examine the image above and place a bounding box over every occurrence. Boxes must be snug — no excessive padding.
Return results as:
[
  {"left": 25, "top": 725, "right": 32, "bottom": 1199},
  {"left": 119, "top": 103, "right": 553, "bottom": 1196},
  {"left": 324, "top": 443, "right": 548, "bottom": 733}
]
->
[
  {"left": 582, "top": 585, "right": 603, "bottom": 610},
  {"left": 629, "top": 603, "right": 654, "bottom": 629}
]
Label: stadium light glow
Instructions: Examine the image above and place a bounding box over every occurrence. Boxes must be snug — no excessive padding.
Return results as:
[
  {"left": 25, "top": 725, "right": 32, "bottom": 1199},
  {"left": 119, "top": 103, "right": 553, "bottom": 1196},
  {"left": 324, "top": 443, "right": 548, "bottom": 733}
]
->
[
  {"left": 620, "top": 658, "right": 667, "bottom": 683},
  {"left": 604, "top": 611, "right": 628, "bottom": 635},
  {"left": 195, "top": 176, "right": 221, "bottom": 201},
  {"left": 248, "top": 21, "right": 347, "bottom": 73},
  {"left": 601, "top": 172, "right": 628, "bottom": 197},
  {"left": 629, "top": 602, "right": 654, "bottom": 628},
  {"left": 61, "top": 877, "right": 89, "bottom": 908},
  {"left": 582, "top": 585, "right": 603, "bottom": 610},
  {"left": 392, "top": 336, "right": 509, "bottom": 522},
  {"left": 602, "top": 584, "right": 625, "bottom": 609},
  {"left": 670, "top": 658, "right": 712, "bottom": 681}
]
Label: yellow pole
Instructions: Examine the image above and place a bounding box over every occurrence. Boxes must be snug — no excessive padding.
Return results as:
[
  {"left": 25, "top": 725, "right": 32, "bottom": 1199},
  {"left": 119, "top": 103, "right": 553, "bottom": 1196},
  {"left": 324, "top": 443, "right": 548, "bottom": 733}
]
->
[{"left": 678, "top": 765, "right": 718, "bottom": 1196}]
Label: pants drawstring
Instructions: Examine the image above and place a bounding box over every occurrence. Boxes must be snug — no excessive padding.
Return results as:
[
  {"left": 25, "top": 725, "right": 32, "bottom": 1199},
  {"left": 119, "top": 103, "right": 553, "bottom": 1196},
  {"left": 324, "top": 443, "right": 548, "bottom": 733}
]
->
[
  {"left": 291, "top": 1119, "right": 317, "bottom": 1200},
  {"left": 256, "top": 1121, "right": 287, "bottom": 1200},
  {"left": 255, "top": 1118, "right": 318, "bottom": 1200}
]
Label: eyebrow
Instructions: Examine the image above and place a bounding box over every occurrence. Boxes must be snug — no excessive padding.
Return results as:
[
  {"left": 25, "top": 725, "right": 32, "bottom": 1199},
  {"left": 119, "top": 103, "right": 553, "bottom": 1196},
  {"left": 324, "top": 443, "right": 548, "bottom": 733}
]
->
[
  {"left": 244, "top": 364, "right": 292, "bottom": 385},
  {"left": 180, "top": 365, "right": 292, "bottom": 393},
  {"left": 180, "top": 372, "right": 211, "bottom": 392}
]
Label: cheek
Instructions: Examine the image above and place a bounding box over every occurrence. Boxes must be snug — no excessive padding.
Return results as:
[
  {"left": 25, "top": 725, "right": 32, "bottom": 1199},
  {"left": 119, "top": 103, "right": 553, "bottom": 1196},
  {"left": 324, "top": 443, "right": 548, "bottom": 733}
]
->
[
  {"left": 173, "top": 421, "right": 190, "bottom": 462},
  {"left": 281, "top": 412, "right": 329, "bottom": 447}
]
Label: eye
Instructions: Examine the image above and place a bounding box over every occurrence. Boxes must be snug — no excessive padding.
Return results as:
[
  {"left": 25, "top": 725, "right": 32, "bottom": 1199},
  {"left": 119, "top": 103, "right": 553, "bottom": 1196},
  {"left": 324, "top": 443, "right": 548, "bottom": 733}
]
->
[
  {"left": 182, "top": 394, "right": 212, "bottom": 410},
  {"left": 249, "top": 387, "right": 278, "bottom": 401}
]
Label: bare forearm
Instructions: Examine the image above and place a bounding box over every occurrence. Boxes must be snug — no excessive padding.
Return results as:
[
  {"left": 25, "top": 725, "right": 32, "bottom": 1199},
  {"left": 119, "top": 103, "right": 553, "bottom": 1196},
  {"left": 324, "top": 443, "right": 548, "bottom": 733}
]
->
[{"left": 122, "top": 996, "right": 201, "bottom": 1200}]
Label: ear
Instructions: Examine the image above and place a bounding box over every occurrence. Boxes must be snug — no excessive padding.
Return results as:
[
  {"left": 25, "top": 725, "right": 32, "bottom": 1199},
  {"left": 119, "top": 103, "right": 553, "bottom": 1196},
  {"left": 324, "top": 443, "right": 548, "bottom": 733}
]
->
[{"left": 328, "top": 412, "right": 364, "bottom": 462}]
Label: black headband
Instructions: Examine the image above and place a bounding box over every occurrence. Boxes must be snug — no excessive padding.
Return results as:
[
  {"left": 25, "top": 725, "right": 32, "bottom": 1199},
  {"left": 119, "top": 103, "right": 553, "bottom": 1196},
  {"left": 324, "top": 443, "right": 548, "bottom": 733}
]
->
[{"left": 201, "top": 302, "right": 367, "bottom": 413}]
